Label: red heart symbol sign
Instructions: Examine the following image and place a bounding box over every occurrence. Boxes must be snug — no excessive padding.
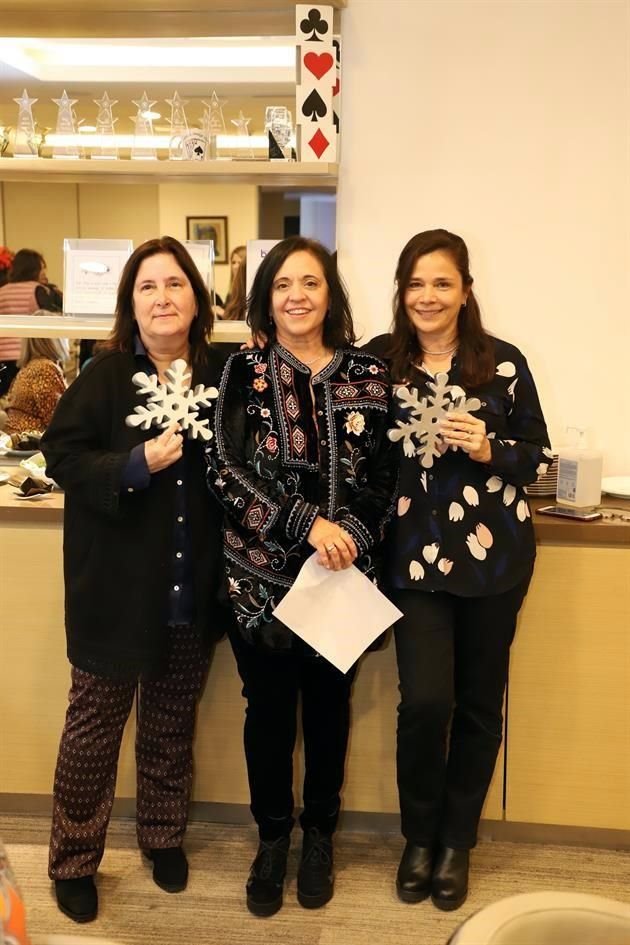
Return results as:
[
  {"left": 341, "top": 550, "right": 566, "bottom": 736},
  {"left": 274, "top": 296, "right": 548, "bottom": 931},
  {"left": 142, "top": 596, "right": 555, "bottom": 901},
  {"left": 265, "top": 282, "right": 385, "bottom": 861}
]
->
[{"left": 304, "top": 51, "right": 334, "bottom": 81}]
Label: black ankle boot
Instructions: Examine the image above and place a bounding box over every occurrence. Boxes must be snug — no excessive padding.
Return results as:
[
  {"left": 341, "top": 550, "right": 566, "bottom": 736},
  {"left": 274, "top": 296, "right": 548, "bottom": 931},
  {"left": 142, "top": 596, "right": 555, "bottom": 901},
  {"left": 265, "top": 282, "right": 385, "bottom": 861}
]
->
[
  {"left": 431, "top": 846, "right": 469, "bottom": 911},
  {"left": 297, "top": 827, "right": 334, "bottom": 909},
  {"left": 246, "top": 836, "right": 290, "bottom": 917},
  {"left": 54, "top": 876, "right": 98, "bottom": 923},
  {"left": 396, "top": 841, "right": 433, "bottom": 903},
  {"left": 143, "top": 847, "right": 188, "bottom": 893}
]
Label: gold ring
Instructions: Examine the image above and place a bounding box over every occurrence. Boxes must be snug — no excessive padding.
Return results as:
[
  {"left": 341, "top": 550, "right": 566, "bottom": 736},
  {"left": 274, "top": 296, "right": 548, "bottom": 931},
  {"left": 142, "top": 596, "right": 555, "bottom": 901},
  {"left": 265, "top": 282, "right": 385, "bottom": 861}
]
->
[{"left": 326, "top": 544, "right": 335, "bottom": 552}]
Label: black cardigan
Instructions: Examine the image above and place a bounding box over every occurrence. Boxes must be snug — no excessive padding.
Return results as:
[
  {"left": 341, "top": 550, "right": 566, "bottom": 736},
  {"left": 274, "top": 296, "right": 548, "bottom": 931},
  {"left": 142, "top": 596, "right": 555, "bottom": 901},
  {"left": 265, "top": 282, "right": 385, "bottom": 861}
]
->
[{"left": 41, "top": 346, "right": 229, "bottom": 679}]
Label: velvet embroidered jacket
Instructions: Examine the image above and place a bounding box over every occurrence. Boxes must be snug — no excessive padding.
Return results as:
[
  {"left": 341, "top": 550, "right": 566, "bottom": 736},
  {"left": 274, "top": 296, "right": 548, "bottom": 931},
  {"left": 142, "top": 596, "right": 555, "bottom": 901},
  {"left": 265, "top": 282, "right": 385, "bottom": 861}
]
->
[
  {"left": 206, "top": 343, "right": 398, "bottom": 648},
  {"left": 365, "top": 334, "right": 552, "bottom": 598}
]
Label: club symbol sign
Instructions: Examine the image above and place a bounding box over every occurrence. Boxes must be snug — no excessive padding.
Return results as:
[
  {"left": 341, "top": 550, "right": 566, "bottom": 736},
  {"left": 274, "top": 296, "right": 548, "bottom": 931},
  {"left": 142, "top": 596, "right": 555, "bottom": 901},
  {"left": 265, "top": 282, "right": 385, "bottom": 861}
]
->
[{"left": 300, "top": 8, "right": 329, "bottom": 42}]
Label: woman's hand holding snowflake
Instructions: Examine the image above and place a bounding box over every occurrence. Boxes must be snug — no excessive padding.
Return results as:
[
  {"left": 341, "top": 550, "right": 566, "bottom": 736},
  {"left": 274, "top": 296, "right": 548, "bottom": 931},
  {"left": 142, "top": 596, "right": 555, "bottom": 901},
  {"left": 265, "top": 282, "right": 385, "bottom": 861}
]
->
[
  {"left": 440, "top": 412, "right": 492, "bottom": 463},
  {"left": 144, "top": 423, "right": 184, "bottom": 473}
]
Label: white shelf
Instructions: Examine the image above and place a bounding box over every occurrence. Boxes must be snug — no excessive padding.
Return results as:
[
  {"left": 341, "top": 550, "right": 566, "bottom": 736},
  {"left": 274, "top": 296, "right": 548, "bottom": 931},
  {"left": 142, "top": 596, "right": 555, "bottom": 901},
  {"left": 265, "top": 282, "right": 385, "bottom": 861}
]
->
[
  {"left": 0, "top": 313, "right": 248, "bottom": 343},
  {"left": 0, "top": 158, "right": 338, "bottom": 187}
]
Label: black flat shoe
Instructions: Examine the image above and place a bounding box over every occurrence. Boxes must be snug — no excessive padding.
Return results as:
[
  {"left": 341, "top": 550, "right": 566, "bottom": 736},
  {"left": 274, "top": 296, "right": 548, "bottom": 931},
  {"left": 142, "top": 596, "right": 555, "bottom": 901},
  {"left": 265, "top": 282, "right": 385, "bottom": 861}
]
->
[
  {"left": 54, "top": 876, "right": 98, "bottom": 923},
  {"left": 396, "top": 841, "right": 433, "bottom": 903},
  {"left": 143, "top": 847, "right": 188, "bottom": 893},
  {"left": 431, "top": 846, "right": 469, "bottom": 911},
  {"left": 297, "top": 827, "right": 334, "bottom": 909},
  {"left": 246, "top": 836, "right": 290, "bottom": 918}
]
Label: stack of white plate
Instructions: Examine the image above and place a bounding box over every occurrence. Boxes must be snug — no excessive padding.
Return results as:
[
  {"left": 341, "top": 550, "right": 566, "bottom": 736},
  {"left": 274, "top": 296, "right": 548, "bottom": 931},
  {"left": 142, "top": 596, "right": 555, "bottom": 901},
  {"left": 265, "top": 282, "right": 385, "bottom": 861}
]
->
[
  {"left": 601, "top": 476, "right": 630, "bottom": 499},
  {"left": 525, "top": 451, "right": 559, "bottom": 497}
]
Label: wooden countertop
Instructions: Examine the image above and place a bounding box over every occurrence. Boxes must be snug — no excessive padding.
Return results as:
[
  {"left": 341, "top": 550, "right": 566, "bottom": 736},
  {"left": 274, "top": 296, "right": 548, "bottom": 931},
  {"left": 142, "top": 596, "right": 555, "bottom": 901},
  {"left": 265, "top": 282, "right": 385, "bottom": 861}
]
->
[
  {"left": 1, "top": 480, "right": 628, "bottom": 545},
  {"left": 529, "top": 497, "right": 630, "bottom": 546}
]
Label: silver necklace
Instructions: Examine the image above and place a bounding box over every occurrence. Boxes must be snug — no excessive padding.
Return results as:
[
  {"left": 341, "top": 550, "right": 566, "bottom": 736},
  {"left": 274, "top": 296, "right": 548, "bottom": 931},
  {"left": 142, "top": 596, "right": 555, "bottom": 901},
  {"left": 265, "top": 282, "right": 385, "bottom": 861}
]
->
[
  {"left": 422, "top": 342, "right": 458, "bottom": 356},
  {"left": 300, "top": 350, "right": 330, "bottom": 366}
]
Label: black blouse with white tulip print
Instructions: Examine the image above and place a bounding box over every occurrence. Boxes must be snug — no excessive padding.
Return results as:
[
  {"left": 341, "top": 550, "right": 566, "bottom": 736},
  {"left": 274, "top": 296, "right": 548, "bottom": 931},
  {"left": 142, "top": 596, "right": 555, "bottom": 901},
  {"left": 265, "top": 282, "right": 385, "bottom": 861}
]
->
[{"left": 367, "top": 335, "right": 552, "bottom": 598}]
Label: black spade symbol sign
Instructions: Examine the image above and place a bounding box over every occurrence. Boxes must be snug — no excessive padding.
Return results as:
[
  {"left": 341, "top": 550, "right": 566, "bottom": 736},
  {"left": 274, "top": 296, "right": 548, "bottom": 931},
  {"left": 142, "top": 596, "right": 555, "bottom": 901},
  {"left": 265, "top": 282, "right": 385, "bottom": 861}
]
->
[
  {"left": 300, "top": 8, "right": 329, "bottom": 42},
  {"left": 302, "top": 89, "right": 327, "bottom": 122}
]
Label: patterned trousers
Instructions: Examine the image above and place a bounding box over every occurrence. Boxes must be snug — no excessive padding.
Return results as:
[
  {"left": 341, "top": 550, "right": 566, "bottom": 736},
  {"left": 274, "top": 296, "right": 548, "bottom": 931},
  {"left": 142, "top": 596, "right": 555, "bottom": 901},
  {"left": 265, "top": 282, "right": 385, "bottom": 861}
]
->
[{"left": 49, "top": 625, "right": 209, "bottom": 879}]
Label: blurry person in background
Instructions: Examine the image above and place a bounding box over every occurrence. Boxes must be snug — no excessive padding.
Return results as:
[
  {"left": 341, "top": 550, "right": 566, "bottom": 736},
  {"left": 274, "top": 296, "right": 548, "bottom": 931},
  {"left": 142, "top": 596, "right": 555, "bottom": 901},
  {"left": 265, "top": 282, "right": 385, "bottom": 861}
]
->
[
  {"left": 0, "top": 248, "right": 63, "bottom": 396},
  {"left": 220, "top": 260, "right": 247, "bottom": 321},
  {"left": 3, "top": 324, "right": 68, "bottom": 436},
  {"left": 0, "top": 246, "right": 14, "bottom": 288},
  {"left": 214, "top": 245, "right": 246, "bottom": 319}
]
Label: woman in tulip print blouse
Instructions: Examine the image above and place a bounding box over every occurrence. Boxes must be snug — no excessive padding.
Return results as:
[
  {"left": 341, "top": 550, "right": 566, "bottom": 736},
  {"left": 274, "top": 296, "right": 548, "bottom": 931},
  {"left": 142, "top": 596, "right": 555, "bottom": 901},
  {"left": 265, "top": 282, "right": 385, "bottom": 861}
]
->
[
  {"left": 365, "top": 229, "right": 551, "bottom": 913},
  {"left": 206, "top": 236, "right": 397, "bottom": 918}
]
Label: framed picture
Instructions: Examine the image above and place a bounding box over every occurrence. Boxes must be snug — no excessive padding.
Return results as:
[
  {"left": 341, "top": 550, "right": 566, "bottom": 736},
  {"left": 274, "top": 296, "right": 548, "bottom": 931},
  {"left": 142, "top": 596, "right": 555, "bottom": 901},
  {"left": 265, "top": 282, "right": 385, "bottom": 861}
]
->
[{"left": 186, "top": 216, "right": 228, "bottom": 263}]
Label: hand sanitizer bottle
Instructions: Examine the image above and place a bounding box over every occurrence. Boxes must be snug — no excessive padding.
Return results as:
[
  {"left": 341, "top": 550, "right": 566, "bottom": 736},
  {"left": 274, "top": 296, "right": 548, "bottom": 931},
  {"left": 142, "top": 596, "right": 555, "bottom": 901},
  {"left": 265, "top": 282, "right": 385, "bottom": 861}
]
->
[{"left": 556, "top": 427, "right": 602, "bottom": 508}]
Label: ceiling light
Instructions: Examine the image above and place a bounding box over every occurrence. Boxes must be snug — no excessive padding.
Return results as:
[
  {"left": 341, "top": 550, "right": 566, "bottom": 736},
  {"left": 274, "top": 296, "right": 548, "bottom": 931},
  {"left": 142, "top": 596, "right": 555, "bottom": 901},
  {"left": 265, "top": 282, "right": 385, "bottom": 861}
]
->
[{"left": 0, "top": 38, "right": 296, "bottom": 85}]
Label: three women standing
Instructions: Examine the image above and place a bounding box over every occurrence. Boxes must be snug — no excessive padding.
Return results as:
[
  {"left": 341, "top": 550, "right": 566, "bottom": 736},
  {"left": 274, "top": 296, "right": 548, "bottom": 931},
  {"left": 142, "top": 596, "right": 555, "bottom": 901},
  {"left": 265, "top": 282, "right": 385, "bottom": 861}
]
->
[
  {"left": 366, "top": 229, "right": 551, "bottom": 910},
  {"left": 206, "top": 236, "right": 397, "bottom": 917}
]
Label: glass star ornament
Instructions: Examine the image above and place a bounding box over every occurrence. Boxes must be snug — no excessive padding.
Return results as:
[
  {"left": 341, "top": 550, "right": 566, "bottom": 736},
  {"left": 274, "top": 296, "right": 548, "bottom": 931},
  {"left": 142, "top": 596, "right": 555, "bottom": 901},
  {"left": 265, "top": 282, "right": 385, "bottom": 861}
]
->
[
  {"left": 231, "top": 110, "right": 253, "bottom": 158},
  {"left": 93, "top": 92, "right": 118, "bottom": 160},
  {"left": 202, "top": 90, "right": 227, "bottom": 159},
  {"left": 52, "top": 90, "right": 79, "bottom": 159},
  {"left": 166, "top": 91, "right": 189, "bottom": 160},
  {"left": 13, "top": 89, "right": 38, "bottom": 158},
  {"left": 131, "top": 91, "right": 158, "bottom": 160}
]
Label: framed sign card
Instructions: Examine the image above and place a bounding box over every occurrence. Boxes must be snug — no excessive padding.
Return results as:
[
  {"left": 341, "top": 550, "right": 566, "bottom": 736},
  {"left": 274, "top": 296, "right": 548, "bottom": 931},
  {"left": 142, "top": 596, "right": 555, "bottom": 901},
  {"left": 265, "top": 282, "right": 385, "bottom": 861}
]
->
[
  {"left": 63, "top": 238, "right": 133, "bottom": 316},
  {"left": 186, "top": 216, "right": 228, "bottom": 263}
]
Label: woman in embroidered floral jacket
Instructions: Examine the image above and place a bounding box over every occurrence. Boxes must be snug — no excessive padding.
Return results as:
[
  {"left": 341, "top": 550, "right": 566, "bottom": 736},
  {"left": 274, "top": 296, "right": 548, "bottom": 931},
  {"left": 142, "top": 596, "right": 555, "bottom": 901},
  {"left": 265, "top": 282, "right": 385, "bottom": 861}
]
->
[
  {"left": 365, "top": 229, "right": 551, "bottom": 913},
  {"left": 206, "top": 236, "right": 397, "bottom": 918}
]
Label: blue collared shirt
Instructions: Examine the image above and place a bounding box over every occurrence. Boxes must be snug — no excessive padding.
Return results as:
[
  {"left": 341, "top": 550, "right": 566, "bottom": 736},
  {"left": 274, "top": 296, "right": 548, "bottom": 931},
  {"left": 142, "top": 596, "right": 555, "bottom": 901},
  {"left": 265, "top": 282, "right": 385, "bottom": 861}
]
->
[{"left": 120, "top": 335, "right": 194, "bottom": 626}]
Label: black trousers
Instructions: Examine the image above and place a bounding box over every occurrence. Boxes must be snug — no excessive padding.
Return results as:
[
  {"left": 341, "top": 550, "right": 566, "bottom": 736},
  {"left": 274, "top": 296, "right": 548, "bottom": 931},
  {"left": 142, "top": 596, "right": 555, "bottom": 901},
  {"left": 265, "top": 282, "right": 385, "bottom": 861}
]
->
[
  {"left": 229, "top": 629, "right": 357, "bottom": 841},
  {"left": 49, "top": 625, "right": 209, "bottom": 879},
  {"left": 391, "top": 572, "right": 531, "bottom": 850}
]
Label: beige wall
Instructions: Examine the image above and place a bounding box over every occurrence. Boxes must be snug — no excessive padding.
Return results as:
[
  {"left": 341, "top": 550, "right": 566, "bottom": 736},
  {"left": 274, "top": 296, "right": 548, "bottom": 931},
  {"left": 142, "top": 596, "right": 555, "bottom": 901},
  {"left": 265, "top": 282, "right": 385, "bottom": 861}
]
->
[
  {"left": 337, "top": 0, "right": 630, "bottom": 474},
  {"left": 0, "top": 180, "right": 258, "bottom": 298},
  {"left": 78, "top": 182, "right": 159, "bottom": 245},
  {"left": 158, "top": 181, "right": 259, "bottom": 299},
  {"left": 2, "top": 182, "right": 79, "bottom": 285}
]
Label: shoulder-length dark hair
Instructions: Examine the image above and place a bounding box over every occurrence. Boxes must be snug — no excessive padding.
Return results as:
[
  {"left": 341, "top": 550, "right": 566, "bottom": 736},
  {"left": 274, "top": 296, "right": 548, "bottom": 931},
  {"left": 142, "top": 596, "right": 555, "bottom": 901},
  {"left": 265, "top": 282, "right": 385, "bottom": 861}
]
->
[
  {"left": 104, "top": 236, "right": 212, "bottom": 365},
  {"left": 247, "top": 236, "right": 355, "bottom": 349},
  {"left": 389, "top": 229, "right": 494, "bottom": 388},
  {"left": 10, "top": 248, "right": 45, "bottom": 283}
]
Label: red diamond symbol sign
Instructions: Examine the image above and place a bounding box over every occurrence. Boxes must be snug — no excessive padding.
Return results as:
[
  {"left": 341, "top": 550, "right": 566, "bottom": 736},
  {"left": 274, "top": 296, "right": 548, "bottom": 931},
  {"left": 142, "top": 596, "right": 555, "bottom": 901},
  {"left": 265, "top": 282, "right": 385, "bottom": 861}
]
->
[{"left": 308, "top": 128, "right": 330, "bottom": 159}]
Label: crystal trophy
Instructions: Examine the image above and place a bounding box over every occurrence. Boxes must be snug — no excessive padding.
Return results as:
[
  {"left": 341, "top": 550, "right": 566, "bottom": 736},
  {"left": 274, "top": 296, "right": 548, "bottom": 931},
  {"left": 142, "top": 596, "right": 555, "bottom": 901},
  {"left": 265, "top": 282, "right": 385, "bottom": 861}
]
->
[
  {"left": 33, "top": 124, "right": 50, "bottom": 158},
  {"left": 131, "top": 92, "right": 158, "bottom": 161},
  {"left": 265, "top": 106, "right": 293, "bottom": 161},
  {"left": 52, "top": 90, "right": 80, "bottom": 159},
  {"left": 231, "top": 110, "right": 254, "bottom": 160},
  {"left": 180, "top": 131, "right": 208, "bottom": 161},
  {"left": 166, "top": 91, "right": 189, "bottom": 160},
  {"left": 13, "top": 89, "right": 38, "bottom": 158},
  {"left": 92, "top": 92, "right": 118, "bottom": 160},
  {"left": 0, "top": 125, "right": 12, "bottom": 157},
  {"left": 202, "top": 90, "right": 226, "bottom": 160}
]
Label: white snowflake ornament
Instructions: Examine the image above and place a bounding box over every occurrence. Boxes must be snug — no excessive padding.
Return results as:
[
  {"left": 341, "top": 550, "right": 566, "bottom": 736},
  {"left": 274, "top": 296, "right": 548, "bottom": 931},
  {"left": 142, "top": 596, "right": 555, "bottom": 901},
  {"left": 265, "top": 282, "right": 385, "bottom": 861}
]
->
[
  {"left": 388, "top": 373, "right": 481, "bottom": 468},
  {"left": 125, "top": 358, "right": 218, "bottom": 441}
]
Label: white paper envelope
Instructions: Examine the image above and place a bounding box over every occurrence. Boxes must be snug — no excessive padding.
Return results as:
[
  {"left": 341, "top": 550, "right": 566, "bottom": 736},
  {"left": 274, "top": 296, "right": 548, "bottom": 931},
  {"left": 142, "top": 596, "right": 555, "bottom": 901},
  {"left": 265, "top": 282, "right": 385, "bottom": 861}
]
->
[{"left": 272, "top": 555, "right": 402, "bottom": 674}]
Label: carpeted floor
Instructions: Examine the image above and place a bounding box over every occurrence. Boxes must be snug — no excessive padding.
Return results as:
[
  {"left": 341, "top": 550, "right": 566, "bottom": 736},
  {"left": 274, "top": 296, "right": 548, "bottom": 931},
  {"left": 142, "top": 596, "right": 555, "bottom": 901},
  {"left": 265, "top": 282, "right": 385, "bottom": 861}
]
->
[{"left": 2, "top": 814, "right": 630, "bottom": 945}]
